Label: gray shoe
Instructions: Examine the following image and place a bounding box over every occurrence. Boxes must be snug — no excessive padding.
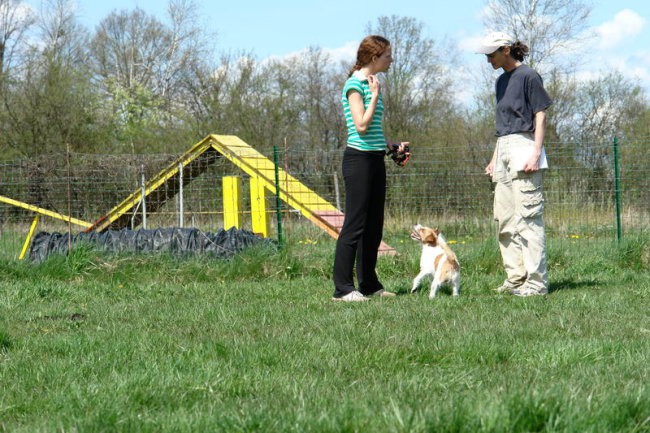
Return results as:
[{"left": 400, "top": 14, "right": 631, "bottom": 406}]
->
[
  {"left": 368, "top": 289, "right": 396, "bottom": 297},
  {"left": 494, "top": 282, "right": 522, "bottom": 293},
  {"left": 511, "top": 287, "right": 547, "bottom": 297}
]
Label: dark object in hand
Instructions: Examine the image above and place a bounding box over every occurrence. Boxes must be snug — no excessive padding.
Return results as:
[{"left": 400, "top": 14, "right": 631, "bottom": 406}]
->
[{"left": 386, "top": 143, "right": 410, "bottom": 166}]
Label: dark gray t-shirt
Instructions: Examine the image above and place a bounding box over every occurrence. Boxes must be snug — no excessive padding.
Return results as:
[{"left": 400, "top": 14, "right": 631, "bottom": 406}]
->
[{"left": 495, "top": 64, "right": 552, "bottom": 137}]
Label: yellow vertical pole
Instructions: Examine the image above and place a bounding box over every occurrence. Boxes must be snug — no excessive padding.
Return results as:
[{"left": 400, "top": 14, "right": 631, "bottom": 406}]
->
[
  {"left": 19, "top": 215, "right": 40, "bottom": 260},
  {"left": 223, "top": 176, "right": 242, "bottom": 229},
  {"left": 250, "top": 177, "right": 269, "bottom": 237}
]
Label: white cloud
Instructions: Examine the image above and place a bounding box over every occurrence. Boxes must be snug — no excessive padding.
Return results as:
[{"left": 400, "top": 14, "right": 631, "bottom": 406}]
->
[
  {"left": 458, "top": 35, "right": 484, "bottom": 54},
  {"left": 259, "top": 40, "right": 357, "bottom": 68},
  {"left": 573, "top": 47, "right": 650, "bottom": 99},
  {"left": 626, "top": 49, "right": 650, "bottom": 86},
  {"left": 596, "top": 9, "right": 646, "bottom": 49},
  {"left": 323, "top": 41, "right": 358, "bottom": 65},
  {"left": 563, "top": 9, "right": 650, "bottom": 96}
]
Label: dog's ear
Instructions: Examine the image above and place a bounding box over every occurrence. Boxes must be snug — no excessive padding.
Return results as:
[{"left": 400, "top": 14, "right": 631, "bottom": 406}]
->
[
  {"left": 434, "top": 228, "right": 440, "bottom": 235},
  {"left": 423, "top": 229, "right": 437, "bottom": 245}
]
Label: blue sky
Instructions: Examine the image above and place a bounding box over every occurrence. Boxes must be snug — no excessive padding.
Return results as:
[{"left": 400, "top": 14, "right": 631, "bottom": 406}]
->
[{"left": 24, "top": 0, "right": 650, "bottom": 97}]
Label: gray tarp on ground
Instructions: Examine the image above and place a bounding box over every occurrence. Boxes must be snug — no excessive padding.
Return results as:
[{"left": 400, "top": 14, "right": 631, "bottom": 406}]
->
[{"left": 28, "top": 227, "right": 275, "bottom": 262}]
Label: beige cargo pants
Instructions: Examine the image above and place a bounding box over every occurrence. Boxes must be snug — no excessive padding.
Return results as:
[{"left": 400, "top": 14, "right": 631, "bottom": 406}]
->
[{"left": 493, "top": 133, "right": 548, "bottom": 293}]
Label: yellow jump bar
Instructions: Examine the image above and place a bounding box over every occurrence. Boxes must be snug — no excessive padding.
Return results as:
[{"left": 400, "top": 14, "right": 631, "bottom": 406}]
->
[{"left": 0, "top": 194, "right": 92, "bottom": 228}]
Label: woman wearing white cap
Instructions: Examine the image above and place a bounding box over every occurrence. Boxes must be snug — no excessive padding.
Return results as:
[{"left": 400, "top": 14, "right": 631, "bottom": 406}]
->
[{"left": 477, "top": 32, "right": 553, "bottom": 297}]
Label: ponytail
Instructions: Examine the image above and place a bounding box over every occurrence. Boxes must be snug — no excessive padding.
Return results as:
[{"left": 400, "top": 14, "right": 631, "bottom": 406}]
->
[
  {"left": 347, "top": 61, "right": 363, "bottom": 78},
  {"left": 510, "top": 41, "right": 529, "bottom": 61}
]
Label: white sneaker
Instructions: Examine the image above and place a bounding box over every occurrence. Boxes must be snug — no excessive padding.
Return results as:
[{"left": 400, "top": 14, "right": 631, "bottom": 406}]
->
[
  {"left": 332, "top": 290, "right": 369, "bottom": 302},
  {"left": 368, "top": 289, "right": 396, "bottom": 297}
]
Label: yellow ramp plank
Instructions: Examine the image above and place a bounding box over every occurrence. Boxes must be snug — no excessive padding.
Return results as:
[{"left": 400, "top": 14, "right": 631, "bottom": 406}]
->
[
  {"left": 87, "top": 137, "right": 215, "bottom": 232},
  {"left": 209, "top": 135, "right": 338, "bottom": 216}
]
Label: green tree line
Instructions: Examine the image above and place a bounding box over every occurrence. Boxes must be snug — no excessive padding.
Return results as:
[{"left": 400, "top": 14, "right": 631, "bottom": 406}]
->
[{"left": 1, "top": 0, "right": 648, "bottom": 161}]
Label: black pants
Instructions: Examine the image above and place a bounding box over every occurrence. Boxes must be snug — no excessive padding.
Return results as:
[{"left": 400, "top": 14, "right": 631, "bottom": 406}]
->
[{"left": 332, "top": 147, "right": 386, "bottom": 297}]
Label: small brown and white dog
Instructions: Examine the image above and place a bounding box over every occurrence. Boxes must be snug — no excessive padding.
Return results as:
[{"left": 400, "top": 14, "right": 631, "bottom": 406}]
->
[{"left": 410, "top": 224, "right": 460, "bottom": 297}]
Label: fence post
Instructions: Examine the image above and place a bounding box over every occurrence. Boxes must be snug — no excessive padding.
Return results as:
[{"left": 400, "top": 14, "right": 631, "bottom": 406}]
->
[
  {"left": 613, "top": 136, "right": 622, "bottom": 242},
  {"left": 273, "top": 145, "right": 284, "bottom": 248},
  {"left": 141, "top": 167, "right": 147, "bottom": 230},
  {"left": 178, "top": 162, "right": 184, "bottom": 228},
  {"left": 66, "top": 143, "right": 72, "bottom": 253},
  {"left": 333, "top": 172, "right": 341, "bottom": 210}
]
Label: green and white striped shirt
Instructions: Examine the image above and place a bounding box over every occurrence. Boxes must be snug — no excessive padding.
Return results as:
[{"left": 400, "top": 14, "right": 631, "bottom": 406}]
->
[{"left": 342, "top": 71, "right": 387, "bottom": 151}]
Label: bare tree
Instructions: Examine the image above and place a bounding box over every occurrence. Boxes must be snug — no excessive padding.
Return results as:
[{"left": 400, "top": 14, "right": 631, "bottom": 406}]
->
[
  {"left": 4, "top": 0, "right": 102, "bottom": 156},
  {"left": 294, "top": 47, "right": 345, "bottom": 151},
  {"left": 91, "top": 1, "right": 210, "bottom": 102},
  {"left": 0, "top": 0, "right": 32, "bottom": 73},
  {"left": 36, "top": 0, "right": 89, "bottom": 66},
  {"left": 482, "top": 0, "right": 592, "bottom": 72},
  {"left": 160, "top": 0, "right": 210, "bottom": 100},
  {"left": 87, "top": 1, "right": 213, "bottom": 151},
  {"left": 0, "top": 0, "right": 34, "bottom": 76},
  {"left": 560, "top": 72, "right": 646, "bottom": 142},
  {"left": 91, "top": 8, "right": 171, "bottom": 96},
  {"left": 366, "top": 15, "right": 457, "bottom": 141},
  {"left": 175, "top": 49, "right": 267, "bottom": 146}
]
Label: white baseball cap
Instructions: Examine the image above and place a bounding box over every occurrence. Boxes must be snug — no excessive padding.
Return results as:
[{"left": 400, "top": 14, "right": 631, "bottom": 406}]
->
[{"left": 476, "top": 31, "right": 514, "bottom": 54}]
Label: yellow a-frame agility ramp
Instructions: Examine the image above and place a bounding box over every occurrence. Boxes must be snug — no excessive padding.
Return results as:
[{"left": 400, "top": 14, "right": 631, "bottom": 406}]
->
[
  {"left": 2, "top": 134, "right": 395, "bottom": 257},
  {"left": 86, "top": 134, "right": 396, "bottom": 254}
]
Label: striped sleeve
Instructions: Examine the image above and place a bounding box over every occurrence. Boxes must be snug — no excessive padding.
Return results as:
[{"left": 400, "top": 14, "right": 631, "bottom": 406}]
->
[{"left": 343, "top": 78, "right": 364, "bottom": 100}]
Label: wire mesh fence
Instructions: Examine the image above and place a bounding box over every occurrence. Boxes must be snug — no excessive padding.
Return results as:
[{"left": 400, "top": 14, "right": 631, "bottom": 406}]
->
[{"left": 1, "top": 136, "right": 648, "bottom": 260}]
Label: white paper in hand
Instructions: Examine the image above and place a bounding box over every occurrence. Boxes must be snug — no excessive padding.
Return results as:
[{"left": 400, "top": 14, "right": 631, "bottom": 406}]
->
[{"left": 510, "top": 146, "right": 549, "bottom": 171}]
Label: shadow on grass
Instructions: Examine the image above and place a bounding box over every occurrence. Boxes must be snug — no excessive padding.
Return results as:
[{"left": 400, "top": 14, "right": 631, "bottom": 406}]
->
[{"left": 549, "top": 279, "right": 599, "bottom": 293}]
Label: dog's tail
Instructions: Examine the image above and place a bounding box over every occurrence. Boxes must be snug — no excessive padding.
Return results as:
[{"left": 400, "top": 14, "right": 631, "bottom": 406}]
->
[{"left": 437, "top": 234, "right": 459, "bottom": 268}]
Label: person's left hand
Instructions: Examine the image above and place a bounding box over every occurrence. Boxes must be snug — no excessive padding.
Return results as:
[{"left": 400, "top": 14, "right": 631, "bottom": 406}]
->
[
  {"left": 391, "top": 141, "right": 410, "bottom": 167},
  {"left": 522, "top": 154, "right": 540, "bottom": 173}
]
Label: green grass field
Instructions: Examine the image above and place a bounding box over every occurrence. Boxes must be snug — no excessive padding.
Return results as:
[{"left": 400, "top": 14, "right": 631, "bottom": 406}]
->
[{"left": 1, "top": 226, "right": 649, "bottom": 432}]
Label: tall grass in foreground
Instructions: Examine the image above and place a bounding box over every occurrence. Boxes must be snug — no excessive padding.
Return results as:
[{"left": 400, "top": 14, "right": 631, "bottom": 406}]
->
[{"left": 0, "top": 230, "right": 649, "bottom": 433}]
